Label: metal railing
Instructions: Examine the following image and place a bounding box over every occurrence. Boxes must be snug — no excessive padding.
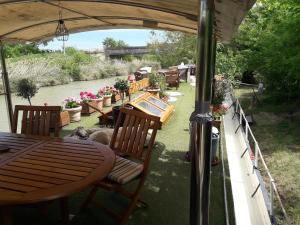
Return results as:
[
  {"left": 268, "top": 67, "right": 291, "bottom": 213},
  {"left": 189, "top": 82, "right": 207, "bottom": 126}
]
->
[{"left": 230, "top": 85, "right": 291, "bottom": 225}]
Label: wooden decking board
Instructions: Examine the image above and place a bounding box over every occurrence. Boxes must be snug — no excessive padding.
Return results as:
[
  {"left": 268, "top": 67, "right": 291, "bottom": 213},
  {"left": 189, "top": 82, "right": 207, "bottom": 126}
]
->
[
  {"left": 45, "top": 141, "right": 96, "bottom": 149},
  {"left": 0, "top": 180, "right": 38, "bottom": 193},
  {"left": 8, "top": 161, "right": 89, "bottom": 177},
  {"left": 28, "top": 152, "right": 102, "bottom": 164},
  {"left": 0, "top": 170, "right": 68, "bottom": 185},
  {"left": 34, "top": 149, "right": 104, "bottom": 160},
  {"left": 15, "top": 158, "right": 93, "bottom": 172},
  {"left": 0, "top": 141, "right": 34, "bottom": 148},
  {"left": 3, "top": 165, "right": 82, "bottom": 181},
  {"left": 40, "top": 146, "right": 104, "bottom": 157},
  {"left": 0, "top": 174, "right": 53, "bottom": 188},
  {"left": 21, "top": 155, "right": 98, "bottom": 168}
]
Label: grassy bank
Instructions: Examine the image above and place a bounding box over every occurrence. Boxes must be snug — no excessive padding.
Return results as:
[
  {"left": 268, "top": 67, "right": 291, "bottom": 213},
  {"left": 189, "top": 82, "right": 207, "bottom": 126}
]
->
[
  {"left": 235, "top": 86, "right": 300, "bottom": 225},
  {"left": 0, "top": 48, "right": 160, "bottom": 92}
]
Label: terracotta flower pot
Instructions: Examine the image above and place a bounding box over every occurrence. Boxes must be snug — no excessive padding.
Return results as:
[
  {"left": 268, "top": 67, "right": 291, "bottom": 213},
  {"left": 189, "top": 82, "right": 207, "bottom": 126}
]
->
[
  {"left": 64, "top": 106, "right": 82, "bottom": 122},
  {"left": 103, "top": 94, "right": 112, "bottom": 107},
  {"left": 92, "top": 97, "right": 103, "bottom": 111}
]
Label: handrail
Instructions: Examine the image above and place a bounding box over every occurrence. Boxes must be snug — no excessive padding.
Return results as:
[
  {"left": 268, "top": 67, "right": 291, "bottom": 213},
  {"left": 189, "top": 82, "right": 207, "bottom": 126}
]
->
[{"left": 229, "top": 84, "right": 291, "bottom": 225}]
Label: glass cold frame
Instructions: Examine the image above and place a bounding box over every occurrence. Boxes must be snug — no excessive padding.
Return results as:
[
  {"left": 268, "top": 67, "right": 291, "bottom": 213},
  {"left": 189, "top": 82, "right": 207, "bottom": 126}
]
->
[
  {"left": 137, "top": 101, "right": 162, "bottom": 117},
  {"left": 147, "top": 96, "right": 168, "bottom": 110}
]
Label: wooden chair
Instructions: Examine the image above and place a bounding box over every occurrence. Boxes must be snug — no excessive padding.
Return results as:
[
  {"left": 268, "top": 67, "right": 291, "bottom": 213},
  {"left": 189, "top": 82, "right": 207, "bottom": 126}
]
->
[
  {"left": 12, "top": 105, "right": 61, "bottom": 137},
  {"left": 81, "top": 107, "right": 160, "bottom": 225},
  {"left": 165, "top": 69, "right": 180, "bottom": 90}
]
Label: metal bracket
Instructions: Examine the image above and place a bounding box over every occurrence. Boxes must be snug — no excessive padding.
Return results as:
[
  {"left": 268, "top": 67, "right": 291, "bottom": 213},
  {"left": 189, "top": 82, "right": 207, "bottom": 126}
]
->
[
  {"left": 235, "top": 124, "right": 241, "bottom": 133},
  {"left": 252, "top": 165, "right": 261, "bottom": 174},
  {"left": 189, "top": 111, "right": 213, "bottom": 124},
  {"left": 251, "top": 183, "right": 261, "bottom": 198},
  {"left": 240, "top": 148, "right": 248, "bottom": 158}
]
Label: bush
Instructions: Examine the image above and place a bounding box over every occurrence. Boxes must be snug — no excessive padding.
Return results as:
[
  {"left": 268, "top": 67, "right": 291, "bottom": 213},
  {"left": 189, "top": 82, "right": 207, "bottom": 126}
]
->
[
  {"left": 15, "top": 78, "right": 38, "bottom": 105},
  {"left": 61, "top": 61, "right": 81, "bottom": 81}
]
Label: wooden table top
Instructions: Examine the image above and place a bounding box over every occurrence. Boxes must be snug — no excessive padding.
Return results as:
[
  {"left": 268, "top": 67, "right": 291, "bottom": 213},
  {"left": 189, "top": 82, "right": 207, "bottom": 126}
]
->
[{"left": 0, "top": 132, "right": 115, "bottom": 206}]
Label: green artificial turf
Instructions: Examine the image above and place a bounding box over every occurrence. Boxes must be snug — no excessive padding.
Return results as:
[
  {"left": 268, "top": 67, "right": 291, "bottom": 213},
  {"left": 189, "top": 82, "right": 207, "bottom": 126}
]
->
[{"left": 12, "top": 83, "right": 228, "bottom": 225}]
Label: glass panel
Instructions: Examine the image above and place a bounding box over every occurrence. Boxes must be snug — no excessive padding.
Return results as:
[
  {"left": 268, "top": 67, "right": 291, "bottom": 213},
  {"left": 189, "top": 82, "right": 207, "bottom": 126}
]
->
[
  {"left": 138, "top": 101, "right": 162, "bottom": 117},
  {"left": 147, "top": 96, "right": 168, "bottom": 110}
]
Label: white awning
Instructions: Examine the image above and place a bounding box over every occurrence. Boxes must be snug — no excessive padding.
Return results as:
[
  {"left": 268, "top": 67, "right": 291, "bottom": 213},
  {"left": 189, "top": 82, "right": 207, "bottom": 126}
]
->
[{"left": 0, "top": 0, "right": 255, "bottom": 43}]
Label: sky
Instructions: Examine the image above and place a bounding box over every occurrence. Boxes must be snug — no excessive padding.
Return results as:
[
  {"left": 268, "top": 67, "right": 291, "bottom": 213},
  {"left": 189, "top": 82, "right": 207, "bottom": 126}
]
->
[{"left": 39, "top": 29, "right": 163, "bottom": 51}]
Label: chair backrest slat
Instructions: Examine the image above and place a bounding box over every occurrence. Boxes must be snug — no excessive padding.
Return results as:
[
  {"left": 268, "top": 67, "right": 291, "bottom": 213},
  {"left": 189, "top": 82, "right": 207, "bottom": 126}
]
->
[
  {"left": 127, "top": 116, "right": 141, "bottom": 154},
  {"left": 138, "top": 119, "right": 151, "bottom": 158},
  {"left": 21, "top": 110, "right": 28, "bottom": 134},
  {"left": 12, "top": 105, "right": 61, "bottom": 137},
  {"left": 110, "top": 108, "right": 160, "bottom": 162},
  {"left": 131, "top": 118, "right": 146, "bottom": 155},
  {"left": 120, "top": 114, "right": 136, "bottom": 153},
  {"left": 33, "top": 110, "right": 40, "bottom": 135},
  {"left": 27, "top": 110, "right": 34, "bottom": 135}
]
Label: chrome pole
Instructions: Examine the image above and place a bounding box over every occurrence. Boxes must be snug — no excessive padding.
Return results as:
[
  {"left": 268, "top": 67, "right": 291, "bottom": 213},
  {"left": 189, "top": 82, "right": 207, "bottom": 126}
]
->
[
  {"left": 0, "top": 41, "right": 13, "bottom": 131},
  {"left": 190, "top": 0, "right": 214, "bottom": 225}
]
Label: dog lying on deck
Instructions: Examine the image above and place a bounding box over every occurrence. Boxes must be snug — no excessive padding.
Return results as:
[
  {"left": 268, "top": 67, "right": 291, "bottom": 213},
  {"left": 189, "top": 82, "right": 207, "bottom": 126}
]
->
[{"left": 68, "top": 127, "right": 151, "bottom": 146}]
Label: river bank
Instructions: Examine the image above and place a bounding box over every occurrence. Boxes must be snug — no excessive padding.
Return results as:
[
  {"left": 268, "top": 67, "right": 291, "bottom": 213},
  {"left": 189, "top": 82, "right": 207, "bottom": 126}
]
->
[{"left": 0, "top": 76, "right": 125, "bottom": 132}]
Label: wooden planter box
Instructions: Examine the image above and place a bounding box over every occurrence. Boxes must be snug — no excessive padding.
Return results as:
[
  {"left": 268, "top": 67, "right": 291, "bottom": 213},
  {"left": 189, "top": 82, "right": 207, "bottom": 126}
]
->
[
  {"left": 80, "top": 101, "right": 98, "bottom": 115},
  {"left": 50, "top": 111, "right": 70, "bottom": 128}
]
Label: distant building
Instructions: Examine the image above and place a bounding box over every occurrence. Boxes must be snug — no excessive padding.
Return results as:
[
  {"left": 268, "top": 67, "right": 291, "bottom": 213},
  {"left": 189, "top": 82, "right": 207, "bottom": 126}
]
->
[{"left": 104, "top": 46, "right": 150, "bottom": 59}]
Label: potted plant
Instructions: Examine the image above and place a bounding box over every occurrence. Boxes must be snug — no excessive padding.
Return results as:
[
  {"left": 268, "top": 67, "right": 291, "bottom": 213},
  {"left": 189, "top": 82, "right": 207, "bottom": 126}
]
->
[
  {"left": 212, "top": 80, "right": 226, "bottom": 106},
  {"left": 111, "top": 89, "right": 121, "bottom": 103},
  {"left": 114, "top": 78, "right": 129, "bottom": 105},
  {"left": 79, "top": 91, "right": 98, "bottom": 114},
  {"left": 147, "top": 73, "right": 162, "bottom": 98},
  {"left": 95, "top": 92, "right": 104, "bottom": 111},
  {"left": 99, "top": 86, "right": 114, "bottom": 107},
  {"left": 15, "top": 78, "right": 38, "bottom": 105},
  {"left": 63, "top": 97, "right": 82, "bottom": 122},
  {"left": 46, "top": 103, "right": 70, "bottom": 128}
]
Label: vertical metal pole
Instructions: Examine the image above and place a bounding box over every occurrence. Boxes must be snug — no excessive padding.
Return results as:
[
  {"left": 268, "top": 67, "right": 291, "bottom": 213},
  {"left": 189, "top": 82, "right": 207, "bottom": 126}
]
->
[
  {"left": 190, "top": 0, "right": 214, "bottom": 225},
  {"left": 270, "top": 179, "right": 274, "bottom": 218},
  {"left": 0, "top": 41, "right": 13, "bottom": 131}
]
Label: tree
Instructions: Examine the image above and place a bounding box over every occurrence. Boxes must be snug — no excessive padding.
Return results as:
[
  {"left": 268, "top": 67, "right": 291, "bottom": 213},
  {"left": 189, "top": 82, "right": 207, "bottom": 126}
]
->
[
  {"left": 16, "top": 78, "right": 38, "bottom": 105},
  {"left": 102, "top": 37, "right": 128, "bottom": 48},
  {"left": 230, "top": 0, "right": 300, "bottom": 101},
  {"left": 4, "top": 43, "right": 43, "bottom": 58},
  {"left": 148, "top": 31, "right": 197, "bottom": 67}
]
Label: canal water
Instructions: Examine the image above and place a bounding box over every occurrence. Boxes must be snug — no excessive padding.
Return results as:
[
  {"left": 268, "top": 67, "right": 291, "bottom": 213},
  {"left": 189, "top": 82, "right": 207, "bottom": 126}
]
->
[{"left": 0, "top": 76, "right": 123, "bottom": 132}]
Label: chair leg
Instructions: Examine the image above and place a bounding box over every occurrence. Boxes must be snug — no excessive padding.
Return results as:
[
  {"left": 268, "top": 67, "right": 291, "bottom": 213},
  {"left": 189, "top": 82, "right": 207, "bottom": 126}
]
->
[
  {"left": 118, "top": 180, "right": 145, "bottom": 225},
  {"left": 1, "top": 207, "right": 13, "bottom": 225},
  {"left": 80, "top": 186, "right": 99, "bottom": 211},
  {"left": 60, "top": 197, "right": 69, "bottom": 225}
]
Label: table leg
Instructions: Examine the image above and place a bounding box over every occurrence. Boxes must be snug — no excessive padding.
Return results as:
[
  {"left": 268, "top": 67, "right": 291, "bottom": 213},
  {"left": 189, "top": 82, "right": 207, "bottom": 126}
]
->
[
  {"left": 1, "top": 206, "right": 13, "bottom": 225},
  {"left": 60, "top": 197, "right": 69, "bottom": 225}
]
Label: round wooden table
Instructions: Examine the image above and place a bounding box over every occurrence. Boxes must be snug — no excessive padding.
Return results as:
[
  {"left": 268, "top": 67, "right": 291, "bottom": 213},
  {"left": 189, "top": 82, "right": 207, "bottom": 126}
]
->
[{"left": 0, "top": 132, "right": 115, "bottom": 224}]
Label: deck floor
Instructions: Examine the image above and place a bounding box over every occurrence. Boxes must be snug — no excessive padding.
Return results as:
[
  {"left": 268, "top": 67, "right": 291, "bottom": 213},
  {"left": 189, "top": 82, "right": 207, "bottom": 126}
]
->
[{"left": 10, "top": 83, "right": 226, "bottom": 225}]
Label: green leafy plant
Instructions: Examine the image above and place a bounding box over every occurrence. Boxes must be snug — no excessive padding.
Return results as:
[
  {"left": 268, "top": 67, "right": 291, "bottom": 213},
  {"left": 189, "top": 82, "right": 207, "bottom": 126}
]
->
[
  {"left": 114, "top": 78, "right": 129, "bottom": 92},
  {"left": 64, "top": 97, "right": 81, "bottom": 108},
  {"left": 212, "top": 80, "right": 227, "bottom": 105},
  {"left": 16, "top": 78, "right": 38, "bottom": 105},
  {"left": 149, "top": 73, "right": 161, "bottom": 89}
]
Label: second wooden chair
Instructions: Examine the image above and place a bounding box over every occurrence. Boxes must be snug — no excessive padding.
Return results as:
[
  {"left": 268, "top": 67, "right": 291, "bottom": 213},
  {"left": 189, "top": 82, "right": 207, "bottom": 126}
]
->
[
  {"left": 12, "top": 105, "right": 61, "bottom": 137},
  {"left": 81, "top": 107, "right": 160, "bottom": 225}
]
